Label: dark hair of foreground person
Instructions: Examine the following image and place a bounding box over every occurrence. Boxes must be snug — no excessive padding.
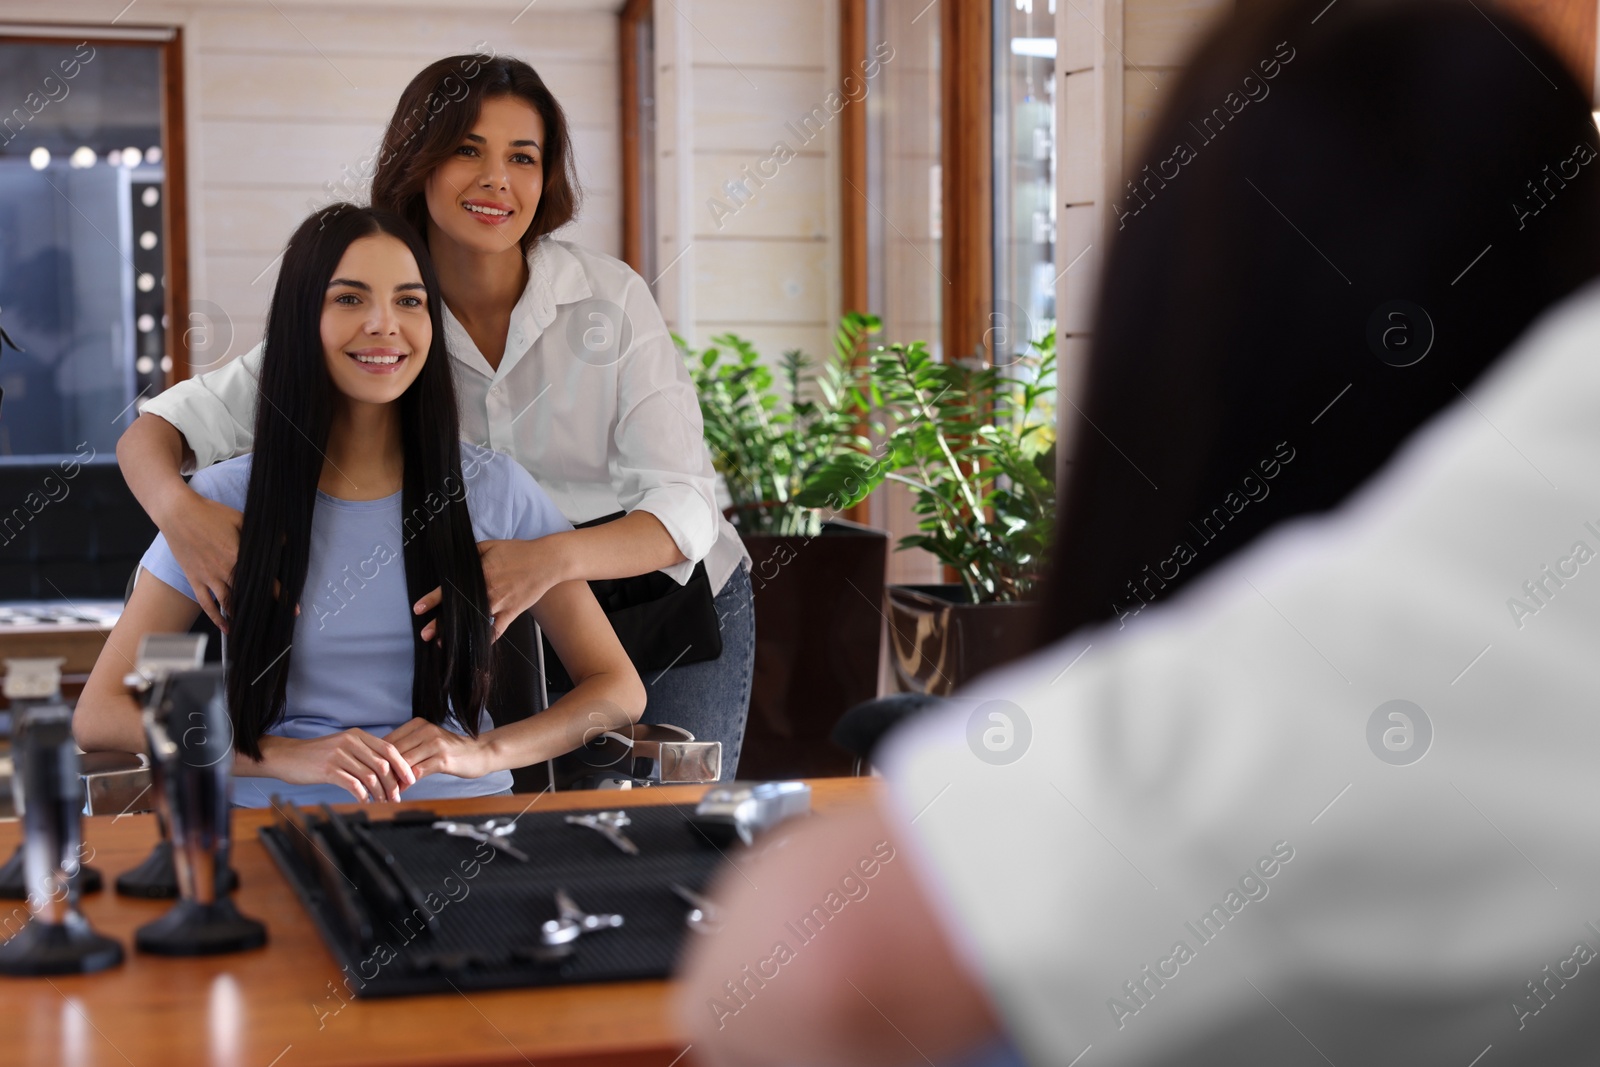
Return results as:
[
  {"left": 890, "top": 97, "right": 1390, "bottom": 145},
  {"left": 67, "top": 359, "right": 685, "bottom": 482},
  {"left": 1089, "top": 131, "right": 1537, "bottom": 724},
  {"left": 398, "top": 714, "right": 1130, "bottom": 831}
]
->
[{"left": 1039, "top": 0, "right": 1600, "bottom": 646}]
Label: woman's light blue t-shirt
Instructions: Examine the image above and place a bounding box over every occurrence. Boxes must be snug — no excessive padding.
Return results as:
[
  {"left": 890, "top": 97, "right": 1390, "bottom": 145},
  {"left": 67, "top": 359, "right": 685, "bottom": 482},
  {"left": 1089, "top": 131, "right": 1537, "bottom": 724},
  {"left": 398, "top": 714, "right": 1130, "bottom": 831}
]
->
[{"left": 138, "top": 442, "right": 572, "bottom": 807}]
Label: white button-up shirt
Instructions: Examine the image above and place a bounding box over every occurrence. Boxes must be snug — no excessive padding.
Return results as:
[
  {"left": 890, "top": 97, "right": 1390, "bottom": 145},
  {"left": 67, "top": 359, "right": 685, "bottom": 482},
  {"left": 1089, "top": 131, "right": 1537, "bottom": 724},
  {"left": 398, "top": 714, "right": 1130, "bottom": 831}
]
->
[
  {"left": 143, "top": 238, "right": 746, "bottom": 591},
  {"left": 881, "top": 280, "right": 1600, "bottom": 1062}
]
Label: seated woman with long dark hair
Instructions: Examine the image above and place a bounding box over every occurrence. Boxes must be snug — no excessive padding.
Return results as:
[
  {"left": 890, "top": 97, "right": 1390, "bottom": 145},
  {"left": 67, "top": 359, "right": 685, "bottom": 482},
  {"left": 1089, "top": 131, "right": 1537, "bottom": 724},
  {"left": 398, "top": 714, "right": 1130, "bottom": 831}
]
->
[{"left": 73, "top": 204, "right": 645, "bottom": 806}]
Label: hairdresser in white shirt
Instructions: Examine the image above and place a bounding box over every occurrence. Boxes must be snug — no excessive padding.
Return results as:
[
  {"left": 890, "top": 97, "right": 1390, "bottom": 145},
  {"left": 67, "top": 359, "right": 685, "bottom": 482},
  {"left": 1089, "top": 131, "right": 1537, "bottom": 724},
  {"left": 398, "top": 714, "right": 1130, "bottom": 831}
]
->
[
  {"left": 119, "top": 55, "right": 753, "bottom": 776},
  {"left": 677, "top": 0, "right": 1600, "bottom": 1062}
]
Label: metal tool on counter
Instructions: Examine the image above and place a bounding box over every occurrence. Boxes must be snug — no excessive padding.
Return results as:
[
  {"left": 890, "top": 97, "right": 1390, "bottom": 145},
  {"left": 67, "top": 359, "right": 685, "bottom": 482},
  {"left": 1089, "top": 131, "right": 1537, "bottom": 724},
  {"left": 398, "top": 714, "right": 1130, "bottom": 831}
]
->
[
  {"left": 0, "top": 694, "right": 123, "bottom": 976},
  {"left": 0, "top": 658, "right": 104, "bottom": 901},
  {"left": 539, "top": 887, "right": 624, "bottom": 946},
  {"left": 690, "top": 780, "right": 813, "bottom": 847},
  {"left": 670, "top": 883, "right": 722, "bottom": 934},
  {"left": 134, "top": 667, "right": 267, "bottom": 955},
  {"left": 80, "top": 750, "right": 156, "bottom": 818},
  {"left": 564, "top": 809, "right": 640, "bottom": 855},
  {"left": 116, "top": 635, "right": 240, "bottom": 898},
  {"left": 570, "top": 722, "right": 723, "bottom": 787},
  {"left": 432, "top": 819, "right": 531, "bottom": 862},
  {"left": 474, "top": 815, "right": 522, "bottom": 842},
  {"left": 97, "top": 633, "right": 212, "bottom": 823}
]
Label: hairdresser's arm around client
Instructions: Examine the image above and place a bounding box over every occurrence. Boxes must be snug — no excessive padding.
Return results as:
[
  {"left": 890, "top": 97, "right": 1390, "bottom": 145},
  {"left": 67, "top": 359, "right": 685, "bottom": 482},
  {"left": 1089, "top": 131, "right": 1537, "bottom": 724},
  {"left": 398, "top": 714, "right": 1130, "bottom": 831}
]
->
[
  {"left": 116, "top": 348, "right": 260, "bottom": 633},
  {"left": 381, "top": 445, "right": 649, "bottom": 783},
  {"left": 71, "top": 554, "right": 425, "bottom": 803}
]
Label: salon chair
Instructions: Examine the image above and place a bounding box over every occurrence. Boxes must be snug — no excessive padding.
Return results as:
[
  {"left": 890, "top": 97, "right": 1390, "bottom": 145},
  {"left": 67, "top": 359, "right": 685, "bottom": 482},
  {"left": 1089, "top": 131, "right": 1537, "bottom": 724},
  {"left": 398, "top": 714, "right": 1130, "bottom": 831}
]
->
[
  {"left": 830, "top": 693, "right": 950, "bottom": 774},
  {"left": 488, "top": 610, "right": 722, "bottom": 792}
]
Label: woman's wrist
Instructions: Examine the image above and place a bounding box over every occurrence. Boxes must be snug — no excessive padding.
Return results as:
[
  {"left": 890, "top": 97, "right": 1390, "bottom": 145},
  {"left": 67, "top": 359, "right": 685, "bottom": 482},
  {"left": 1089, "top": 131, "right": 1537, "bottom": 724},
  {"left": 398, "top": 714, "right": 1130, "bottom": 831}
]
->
[
  {"left": 234, "top": 735, "right": 284, "bottom": 778},
  {"left": 478, "top": 728, "right": 511, "bottom": 773},
  {"left": 149, "top": 471, "right": 202, "bottom": 532},
  {"left": 544, "top": 530, "right": 584, "bottom": 584}
]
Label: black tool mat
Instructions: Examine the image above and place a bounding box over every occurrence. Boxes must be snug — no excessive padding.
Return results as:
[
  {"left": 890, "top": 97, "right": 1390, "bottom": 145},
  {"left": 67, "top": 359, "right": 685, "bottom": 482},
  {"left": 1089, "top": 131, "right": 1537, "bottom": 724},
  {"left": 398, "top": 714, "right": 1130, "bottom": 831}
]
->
[{"left": 258, "top": 803, "right": 726, "bottom": 997}]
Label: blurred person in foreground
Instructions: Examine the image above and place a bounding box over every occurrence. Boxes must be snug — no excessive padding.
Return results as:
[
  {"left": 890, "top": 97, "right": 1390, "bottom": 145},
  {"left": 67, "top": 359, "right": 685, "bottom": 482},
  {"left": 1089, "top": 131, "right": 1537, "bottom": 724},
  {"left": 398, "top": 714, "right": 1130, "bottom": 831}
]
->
[{"left": 677, "top": 0, "right": 1600, "bottom": 1063}]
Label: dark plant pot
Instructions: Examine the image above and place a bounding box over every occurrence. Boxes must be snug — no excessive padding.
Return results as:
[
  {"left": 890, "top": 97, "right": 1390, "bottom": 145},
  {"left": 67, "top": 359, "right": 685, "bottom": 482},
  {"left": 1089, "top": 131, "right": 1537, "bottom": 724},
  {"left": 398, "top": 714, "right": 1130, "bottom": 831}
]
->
[
  {"left": 887, "top": 584, "right": 1044, "bottom": 696},
  {"left": 738, "top": 520, "right": 888, "bottom": 779}
]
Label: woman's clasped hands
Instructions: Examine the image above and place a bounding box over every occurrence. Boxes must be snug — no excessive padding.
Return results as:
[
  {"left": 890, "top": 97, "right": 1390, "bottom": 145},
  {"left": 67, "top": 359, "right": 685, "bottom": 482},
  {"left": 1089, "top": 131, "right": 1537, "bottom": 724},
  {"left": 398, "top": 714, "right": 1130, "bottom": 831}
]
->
[{"left": 258, "top": 719, "right": 493, "bottom": 802}]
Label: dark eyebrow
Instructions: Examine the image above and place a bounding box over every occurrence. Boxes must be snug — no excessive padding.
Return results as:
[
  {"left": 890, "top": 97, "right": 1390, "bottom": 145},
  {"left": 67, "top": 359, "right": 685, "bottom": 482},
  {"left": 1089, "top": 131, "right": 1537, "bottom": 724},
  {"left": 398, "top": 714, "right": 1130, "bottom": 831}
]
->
[
  {"left": 463, "top": 132, "right": 542, "bottom": 150},
  {"left": 327, "top": 279, "right": 427, "bottom": 293}
]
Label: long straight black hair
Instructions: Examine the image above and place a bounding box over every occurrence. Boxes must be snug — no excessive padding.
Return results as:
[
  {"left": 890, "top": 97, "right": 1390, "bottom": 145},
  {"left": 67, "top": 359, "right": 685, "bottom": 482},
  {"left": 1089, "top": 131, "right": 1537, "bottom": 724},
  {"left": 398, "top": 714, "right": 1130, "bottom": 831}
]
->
[
  {"left": 1038, "top": 0, "right": 1600, "bottom": 648},
  {"left": 227, "top": 204, "right": 493, "bottom": 760}
]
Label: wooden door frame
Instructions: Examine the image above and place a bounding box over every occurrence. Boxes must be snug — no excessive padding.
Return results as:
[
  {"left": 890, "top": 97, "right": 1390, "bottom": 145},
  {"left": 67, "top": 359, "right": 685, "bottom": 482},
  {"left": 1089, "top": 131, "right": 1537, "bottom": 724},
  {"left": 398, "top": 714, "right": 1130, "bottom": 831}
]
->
[
  {"left": 840, "top": 0, "right": 870, "bottom": 319},
  {"left": 161, "top": 27, "right": 189, "bottom": 387},
  {"left": 940, "top": 0, "right": 994, "bottom": 366},
  {"left": 619, "top": 0, "right": 654, "bottom": 277}
]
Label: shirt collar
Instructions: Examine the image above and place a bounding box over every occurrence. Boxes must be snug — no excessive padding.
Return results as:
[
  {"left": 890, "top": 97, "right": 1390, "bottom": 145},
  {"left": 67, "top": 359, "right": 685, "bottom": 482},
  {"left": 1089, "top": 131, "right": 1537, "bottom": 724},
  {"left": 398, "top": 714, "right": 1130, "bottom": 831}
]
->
[{"left": 444, "top": 237, "right": 594, "bottom": 380}]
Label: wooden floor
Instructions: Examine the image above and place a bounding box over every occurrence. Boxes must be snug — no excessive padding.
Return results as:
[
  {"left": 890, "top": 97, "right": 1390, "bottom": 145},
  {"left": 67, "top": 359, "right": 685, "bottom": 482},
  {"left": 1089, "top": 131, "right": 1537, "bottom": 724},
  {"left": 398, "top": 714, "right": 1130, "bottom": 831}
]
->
[{"left": 0, "top": 777, "right": 878, "bottom": 1067}]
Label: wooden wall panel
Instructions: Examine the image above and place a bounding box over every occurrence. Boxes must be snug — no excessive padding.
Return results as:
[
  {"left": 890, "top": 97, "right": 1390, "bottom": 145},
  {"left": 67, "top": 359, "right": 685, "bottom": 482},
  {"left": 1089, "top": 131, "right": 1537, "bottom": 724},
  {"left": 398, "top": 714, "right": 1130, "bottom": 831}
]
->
[
  {"left": 186, "top": 7, "right": 614, "bottom": 61},
  {"left": 692, "top": 153, "right": 828, "bottom": 239},
  {"left": 658, "top": 0, "right": 837, "bottom": 362},
  {"left": 689, "top": 0, "right": 826, "bottom": 67},
  {"left": 1124, "top": 0, "right": 1229, "bottom": 68},
  {"left": 694, "top": 238, "right": 831, "bottom": 324},
  {"left": 692, "top": 68, "right": 840, "bottom": 152},
  {"left": 1058, "top": 205, "right": 1100, "bottom": 336},
  {"left": 1062, "top": 72, "right": 1099, "bottom": 206},
  {"left": 1061, "top": 0, "right": 1100, "bottom": 73},
  {"left": 693, "top": 322, "right": 833, "bottom": 363},
  {"left": 1122, "top": 67, "right": 1180, "bottom": 177}
]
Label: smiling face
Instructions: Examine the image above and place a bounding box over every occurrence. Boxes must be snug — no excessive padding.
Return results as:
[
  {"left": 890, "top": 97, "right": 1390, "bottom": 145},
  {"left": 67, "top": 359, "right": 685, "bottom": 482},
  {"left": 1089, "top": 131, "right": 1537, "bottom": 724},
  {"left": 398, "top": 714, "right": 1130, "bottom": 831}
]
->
[
  {"left": 320, "top": 233, "right": 431, "bottom": 407},
  {"left": 423, "top": 94, "right": 546, "bottom": 256}
]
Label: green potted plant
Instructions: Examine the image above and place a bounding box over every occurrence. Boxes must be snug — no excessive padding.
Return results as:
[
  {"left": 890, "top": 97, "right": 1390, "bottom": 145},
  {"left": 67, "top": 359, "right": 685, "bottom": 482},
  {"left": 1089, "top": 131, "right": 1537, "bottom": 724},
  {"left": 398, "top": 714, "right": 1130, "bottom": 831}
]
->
[
  {"left": 682, "top": 313, "right": 890, "bottom": 777},
  {"left": 798, "top": 330, "right": 1057, "bottom": 694}
]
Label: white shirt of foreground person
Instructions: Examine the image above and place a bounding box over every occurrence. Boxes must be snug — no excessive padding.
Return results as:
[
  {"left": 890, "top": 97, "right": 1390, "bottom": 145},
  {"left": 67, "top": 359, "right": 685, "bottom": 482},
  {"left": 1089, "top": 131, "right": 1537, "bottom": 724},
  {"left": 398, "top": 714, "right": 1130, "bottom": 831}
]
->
[
  {"left": 141, "top": 237, "right": 747, "bottom": 592},
  {"left": 881, "top": 280, "right": 1600, "bottom": 1065}
]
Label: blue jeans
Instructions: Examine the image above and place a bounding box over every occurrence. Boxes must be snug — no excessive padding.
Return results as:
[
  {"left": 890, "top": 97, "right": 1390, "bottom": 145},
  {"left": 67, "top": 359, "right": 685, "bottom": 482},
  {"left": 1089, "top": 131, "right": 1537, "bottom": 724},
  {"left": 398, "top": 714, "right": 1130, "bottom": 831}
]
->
[{"left": 640, "top": 563, "right": 754, "bottom": 780}]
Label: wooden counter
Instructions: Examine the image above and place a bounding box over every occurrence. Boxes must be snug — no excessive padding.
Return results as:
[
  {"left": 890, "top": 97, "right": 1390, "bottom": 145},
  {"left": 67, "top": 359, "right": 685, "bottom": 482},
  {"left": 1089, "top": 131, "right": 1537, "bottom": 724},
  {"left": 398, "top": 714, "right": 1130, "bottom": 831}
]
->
[{"left": 0, "top": 777, "right": 879, "bottom": 1067}]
